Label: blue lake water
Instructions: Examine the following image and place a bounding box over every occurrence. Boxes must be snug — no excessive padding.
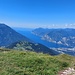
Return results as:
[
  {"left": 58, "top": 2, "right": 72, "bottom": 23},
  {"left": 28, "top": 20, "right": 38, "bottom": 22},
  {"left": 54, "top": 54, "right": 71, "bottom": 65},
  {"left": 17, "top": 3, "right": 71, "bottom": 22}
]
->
[{"left": 15, "top": 30, "right": 61, "bottom": 48}]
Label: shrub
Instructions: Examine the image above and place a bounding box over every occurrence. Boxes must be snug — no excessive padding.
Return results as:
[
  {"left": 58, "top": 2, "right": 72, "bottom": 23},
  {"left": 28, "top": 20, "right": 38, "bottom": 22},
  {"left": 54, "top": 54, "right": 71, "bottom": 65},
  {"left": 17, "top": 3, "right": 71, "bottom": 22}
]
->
[{"left": 61, "top": 62, "right": 69, "bottom": 68}]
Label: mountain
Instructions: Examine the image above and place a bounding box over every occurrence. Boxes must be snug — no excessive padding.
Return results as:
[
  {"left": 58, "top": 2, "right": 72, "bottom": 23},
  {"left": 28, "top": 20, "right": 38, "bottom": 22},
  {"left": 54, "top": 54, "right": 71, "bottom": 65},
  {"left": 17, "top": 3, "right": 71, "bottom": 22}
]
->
[
  {"left": 7, "top": 41, "right": 60, "bottom": 55},
  {"left": 0, "top": 23, "right": 59, "bottom": 55},
  {"left": 32, "top": 28, "right": 75, "bottom": 48},
  {"left": 0, "top": 48, "right": 75, "bottom": 75},
  {"left": 0, "top": 23, "right": 32, "bottom": 47}
]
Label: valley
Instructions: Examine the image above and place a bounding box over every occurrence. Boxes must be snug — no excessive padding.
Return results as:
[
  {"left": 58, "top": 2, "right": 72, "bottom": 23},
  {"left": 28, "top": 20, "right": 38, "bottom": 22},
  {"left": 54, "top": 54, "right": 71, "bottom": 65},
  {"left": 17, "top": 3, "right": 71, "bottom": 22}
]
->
[{"left": 13, "top": 27, "right": 75, "bottom": 56}]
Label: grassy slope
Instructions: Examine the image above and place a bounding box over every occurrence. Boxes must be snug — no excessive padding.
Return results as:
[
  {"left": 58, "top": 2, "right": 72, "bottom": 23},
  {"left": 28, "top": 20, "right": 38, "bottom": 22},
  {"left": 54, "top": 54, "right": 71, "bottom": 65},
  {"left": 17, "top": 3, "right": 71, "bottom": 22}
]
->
[{"left": 0, "top": 48, "right": 75, "bottom": 75}]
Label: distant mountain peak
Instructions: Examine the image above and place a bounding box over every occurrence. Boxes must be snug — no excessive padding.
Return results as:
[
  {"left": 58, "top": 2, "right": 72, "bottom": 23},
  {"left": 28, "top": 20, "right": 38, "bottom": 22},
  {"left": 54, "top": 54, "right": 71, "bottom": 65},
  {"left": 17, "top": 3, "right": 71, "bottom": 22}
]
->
[
  {"left": 0, "top": 23, "right": 7, "bottom": 27},
  {"left": 0, "top": 23, "right": 32, "bottom": 47}
]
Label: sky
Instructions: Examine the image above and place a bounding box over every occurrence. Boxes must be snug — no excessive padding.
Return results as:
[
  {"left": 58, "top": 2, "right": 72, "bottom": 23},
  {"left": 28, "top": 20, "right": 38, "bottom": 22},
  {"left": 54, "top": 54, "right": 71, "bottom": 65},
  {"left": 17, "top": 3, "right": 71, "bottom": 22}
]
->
[{"left": 0, "top": 0, "right": 75, "bottom": 28}]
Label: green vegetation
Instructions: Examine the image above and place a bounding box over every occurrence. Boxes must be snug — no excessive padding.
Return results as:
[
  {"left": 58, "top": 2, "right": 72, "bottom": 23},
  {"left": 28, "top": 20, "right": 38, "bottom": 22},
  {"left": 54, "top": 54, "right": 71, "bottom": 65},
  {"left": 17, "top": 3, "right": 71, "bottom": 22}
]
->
[
  {"left": 8, "top": 41, "right": 59, "bottom": 55},
  {"left": 0, "top": 48, "right": 75, "bottom": 75}
]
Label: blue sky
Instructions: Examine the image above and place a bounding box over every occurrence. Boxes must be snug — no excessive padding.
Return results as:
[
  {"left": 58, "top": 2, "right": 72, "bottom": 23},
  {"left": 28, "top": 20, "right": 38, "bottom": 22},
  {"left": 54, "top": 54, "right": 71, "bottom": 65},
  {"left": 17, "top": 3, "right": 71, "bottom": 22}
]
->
[{"left": 0, "top": 0, "right": 75, "bottom": 28}]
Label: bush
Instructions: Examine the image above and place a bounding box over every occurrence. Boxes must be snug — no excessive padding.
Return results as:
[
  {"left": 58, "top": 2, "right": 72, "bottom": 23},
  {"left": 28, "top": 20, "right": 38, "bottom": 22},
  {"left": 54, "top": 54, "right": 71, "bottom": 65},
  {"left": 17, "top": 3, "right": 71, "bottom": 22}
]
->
[{"left": 61, "top": 62, "right": 69, "bottom": 67}]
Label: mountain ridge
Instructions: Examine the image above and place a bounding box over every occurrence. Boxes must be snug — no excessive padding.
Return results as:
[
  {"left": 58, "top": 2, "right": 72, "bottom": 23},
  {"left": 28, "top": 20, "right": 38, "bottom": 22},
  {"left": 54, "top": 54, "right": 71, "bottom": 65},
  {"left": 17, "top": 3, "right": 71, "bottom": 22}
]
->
[
  {"left": 7, "top": 41, "right": 60, "bottom": 55},
  {"left": 0, "top": 23, "right": 33, "bottom": 47},
  {"left": 32, "top": 28, "right": 75, "bottom": 48}
]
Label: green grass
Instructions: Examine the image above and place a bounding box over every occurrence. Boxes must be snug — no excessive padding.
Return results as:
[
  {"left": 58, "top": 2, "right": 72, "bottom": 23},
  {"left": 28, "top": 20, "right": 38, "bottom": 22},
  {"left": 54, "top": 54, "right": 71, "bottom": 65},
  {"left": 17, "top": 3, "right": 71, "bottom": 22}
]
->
[{"left": 0, "top": 48, "right": 75, "bottom": 75}]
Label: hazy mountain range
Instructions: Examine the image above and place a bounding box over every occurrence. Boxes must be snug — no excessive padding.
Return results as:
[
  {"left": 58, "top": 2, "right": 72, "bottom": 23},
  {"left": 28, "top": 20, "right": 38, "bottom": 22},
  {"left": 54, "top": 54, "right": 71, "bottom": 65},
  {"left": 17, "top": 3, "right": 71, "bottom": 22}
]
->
[
  {"left": 0, "top": 23, "right": 59, "bottom": 55},
  {"left": 32, "top": 28, "right": 75, "bottom": 48},
  {"left": 1, "top": 23, "right": 75, "bottom": 56}
]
